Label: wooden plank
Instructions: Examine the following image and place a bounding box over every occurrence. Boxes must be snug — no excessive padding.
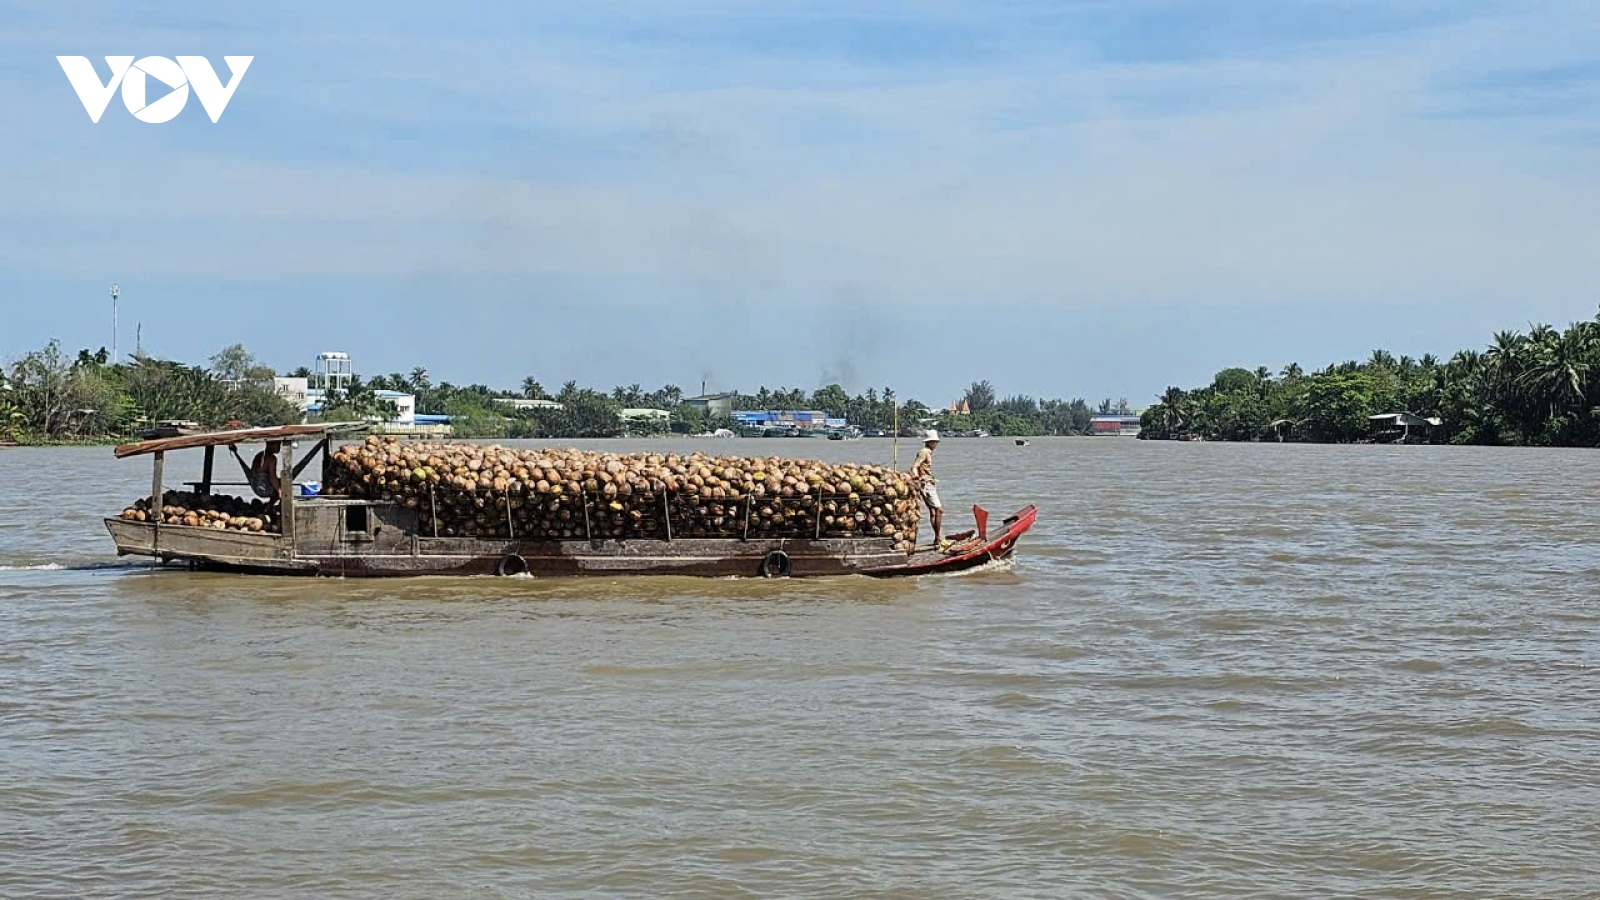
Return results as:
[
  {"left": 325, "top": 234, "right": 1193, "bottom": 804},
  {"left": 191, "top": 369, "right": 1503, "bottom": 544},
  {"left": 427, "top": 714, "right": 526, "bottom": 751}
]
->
[{"left": 113, "top": 423, "right": 364, "bottom": 459}]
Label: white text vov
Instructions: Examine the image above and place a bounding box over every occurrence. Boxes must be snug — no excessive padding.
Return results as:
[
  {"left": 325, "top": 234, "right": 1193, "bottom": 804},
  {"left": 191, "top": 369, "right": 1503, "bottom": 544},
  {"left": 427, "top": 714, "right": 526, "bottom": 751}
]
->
[{"left": 57, "top": 56, "right": 252, "bottom": 123}]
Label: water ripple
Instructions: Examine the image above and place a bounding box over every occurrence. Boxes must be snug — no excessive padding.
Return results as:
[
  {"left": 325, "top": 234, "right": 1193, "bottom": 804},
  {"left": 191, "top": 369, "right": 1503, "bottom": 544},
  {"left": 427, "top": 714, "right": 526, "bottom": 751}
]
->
[{"left": 1, "top": 441, "right": 1598, "bottom": 898}]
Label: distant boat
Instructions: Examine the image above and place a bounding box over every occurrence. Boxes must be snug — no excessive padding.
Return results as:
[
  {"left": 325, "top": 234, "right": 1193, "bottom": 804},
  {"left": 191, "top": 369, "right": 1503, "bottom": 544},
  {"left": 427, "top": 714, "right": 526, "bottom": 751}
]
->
[
  {"left": 139, "top": 420, "right": 205, "bottom": 440},
  {"left": 1015, "top": 439, "right": 1029, "bottom": 446}
]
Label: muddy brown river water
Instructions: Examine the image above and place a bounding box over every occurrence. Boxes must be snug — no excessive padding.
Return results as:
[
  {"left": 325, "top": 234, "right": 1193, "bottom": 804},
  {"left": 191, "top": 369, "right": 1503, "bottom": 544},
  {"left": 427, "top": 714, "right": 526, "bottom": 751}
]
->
[{"left": 2, "top": 438, "right": 1597, "bottom": 898}]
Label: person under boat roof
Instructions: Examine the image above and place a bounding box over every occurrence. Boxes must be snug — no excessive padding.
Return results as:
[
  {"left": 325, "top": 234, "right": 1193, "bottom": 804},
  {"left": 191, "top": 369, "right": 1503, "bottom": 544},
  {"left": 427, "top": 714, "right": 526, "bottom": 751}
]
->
[{"left": 230, "top": 440, "right": 283, "bottom": 500}]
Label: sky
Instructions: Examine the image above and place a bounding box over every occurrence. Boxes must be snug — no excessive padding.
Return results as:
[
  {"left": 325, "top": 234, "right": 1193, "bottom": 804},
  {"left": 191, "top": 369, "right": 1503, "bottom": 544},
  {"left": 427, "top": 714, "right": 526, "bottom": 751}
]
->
[{"left": 1, "top": 0, "right": 1597, "bottom": 407}]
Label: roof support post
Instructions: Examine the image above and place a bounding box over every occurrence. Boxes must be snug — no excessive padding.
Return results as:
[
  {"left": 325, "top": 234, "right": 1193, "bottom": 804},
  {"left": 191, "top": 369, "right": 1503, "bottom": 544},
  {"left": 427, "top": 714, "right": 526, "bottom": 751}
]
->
[
  {"left": 150, "top": 451, "right": 164, "bottom": 556},
  {"left": 279, "top": 442, "right": 296, "bottom": 546},
  {"left": 200, "top": 446, "right": 214, "bottom": 495}
]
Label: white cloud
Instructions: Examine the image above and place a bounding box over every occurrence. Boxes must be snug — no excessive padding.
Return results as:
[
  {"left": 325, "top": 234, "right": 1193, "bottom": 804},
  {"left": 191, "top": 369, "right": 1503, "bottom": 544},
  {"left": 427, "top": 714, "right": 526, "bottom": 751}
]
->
[{"left": 2, "top": 0, "right": 1595, "bottom": 317}]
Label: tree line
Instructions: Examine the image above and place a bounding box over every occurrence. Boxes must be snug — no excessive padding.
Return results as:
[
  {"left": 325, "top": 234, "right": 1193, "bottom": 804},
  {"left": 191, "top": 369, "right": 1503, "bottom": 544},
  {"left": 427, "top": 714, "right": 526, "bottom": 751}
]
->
[
  {"left": 1, "top": 341, "right": 1115, "bottom": 442},
  {"left": 0, "top": 342, "right": 302, "bottom": 443},
  {"left": 1139, "top": 308, "right": 1600, "bottom": 446},
  {"left": 314, "top": 370, "right": 1119, "bottom": 439}
]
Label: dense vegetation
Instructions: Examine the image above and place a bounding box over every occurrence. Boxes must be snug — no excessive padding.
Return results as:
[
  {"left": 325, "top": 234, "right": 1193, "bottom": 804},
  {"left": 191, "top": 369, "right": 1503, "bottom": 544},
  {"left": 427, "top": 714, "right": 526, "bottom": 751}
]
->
[
  {"left": 2, "top": 339, "right": 1114, "bottom": 442},
  {"left": 0, "top": 342, "right": 301, "bottom": 443},
  {"left": 1140, "top": 310, "right": 1600, "bottom": 446}
]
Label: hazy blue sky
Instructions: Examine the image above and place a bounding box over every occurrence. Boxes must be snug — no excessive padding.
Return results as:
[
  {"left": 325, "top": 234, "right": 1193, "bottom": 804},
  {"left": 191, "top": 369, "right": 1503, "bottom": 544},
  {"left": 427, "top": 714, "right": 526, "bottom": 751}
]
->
[{"left": 2, "top": 0, "right": 1596, "bottom": 406}]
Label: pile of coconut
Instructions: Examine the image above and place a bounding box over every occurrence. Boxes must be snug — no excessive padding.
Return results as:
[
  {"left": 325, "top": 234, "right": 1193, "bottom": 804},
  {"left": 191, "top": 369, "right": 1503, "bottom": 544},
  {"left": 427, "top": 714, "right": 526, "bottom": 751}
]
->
[
  {"left": 326, "top": 436, "right": 921, "bottom": 550},
  {"left": 120, "top": 490, "right": 275, "bottom": 533}
]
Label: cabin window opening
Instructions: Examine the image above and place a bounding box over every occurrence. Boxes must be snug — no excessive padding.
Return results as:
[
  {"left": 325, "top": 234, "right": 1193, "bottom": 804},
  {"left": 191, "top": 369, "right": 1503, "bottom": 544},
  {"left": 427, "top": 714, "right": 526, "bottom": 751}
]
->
[{"left": 346, "top": 506, "right": 369, "bottom": 534}]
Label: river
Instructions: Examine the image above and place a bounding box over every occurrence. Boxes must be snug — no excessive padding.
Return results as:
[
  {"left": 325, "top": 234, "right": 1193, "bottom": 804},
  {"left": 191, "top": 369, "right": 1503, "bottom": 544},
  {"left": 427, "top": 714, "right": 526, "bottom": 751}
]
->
[{"left": 2, "top": 438, "right": 1597, "bottom": 898}]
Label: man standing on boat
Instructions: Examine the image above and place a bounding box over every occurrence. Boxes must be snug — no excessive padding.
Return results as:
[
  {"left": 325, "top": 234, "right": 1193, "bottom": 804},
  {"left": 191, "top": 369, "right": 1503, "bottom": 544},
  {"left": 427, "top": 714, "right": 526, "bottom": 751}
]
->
[{"left": 910, "top": 430, "right": 946, "bottom": 550}]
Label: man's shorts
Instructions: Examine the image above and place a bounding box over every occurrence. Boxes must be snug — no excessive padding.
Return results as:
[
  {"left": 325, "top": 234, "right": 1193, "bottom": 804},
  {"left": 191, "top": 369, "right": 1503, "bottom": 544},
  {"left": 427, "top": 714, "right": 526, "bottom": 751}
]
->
[{"left": 920, "top": 481, "right": 942, "bottom": 510}]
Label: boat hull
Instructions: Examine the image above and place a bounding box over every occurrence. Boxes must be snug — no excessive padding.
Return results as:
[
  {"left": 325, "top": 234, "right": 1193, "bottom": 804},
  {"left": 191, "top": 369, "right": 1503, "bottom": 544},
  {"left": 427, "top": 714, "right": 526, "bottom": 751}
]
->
[{"left": 105, "top": 505, "right": 1037, "bottom": 579}]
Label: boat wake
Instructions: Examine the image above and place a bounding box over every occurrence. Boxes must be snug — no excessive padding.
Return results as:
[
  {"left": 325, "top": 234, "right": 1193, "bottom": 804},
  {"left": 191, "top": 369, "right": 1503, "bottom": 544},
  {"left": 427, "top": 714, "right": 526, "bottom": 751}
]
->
[
  {"left": 923, "top": 555, "right": 1018, "bottom": 579},
  {"left": 0, "top": 561, "right": 151, "bottom": 573}
]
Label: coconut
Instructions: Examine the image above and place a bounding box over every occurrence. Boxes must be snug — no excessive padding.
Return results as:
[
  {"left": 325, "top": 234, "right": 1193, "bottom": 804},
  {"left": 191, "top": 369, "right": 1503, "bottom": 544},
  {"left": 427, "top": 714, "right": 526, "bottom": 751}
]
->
[{"left": 325, "top": 438, "right": 922, "bottom": 546}]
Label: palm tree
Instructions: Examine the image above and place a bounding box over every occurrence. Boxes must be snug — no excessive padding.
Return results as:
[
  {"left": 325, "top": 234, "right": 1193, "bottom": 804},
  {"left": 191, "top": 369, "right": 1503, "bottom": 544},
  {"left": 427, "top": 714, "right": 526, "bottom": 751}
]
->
[
  {"left": 1521, "top": 326, "right": 1590, "bottom": 416},
  {"left": 1157, "top": 386, "right": 1191, "bottom": 436}
]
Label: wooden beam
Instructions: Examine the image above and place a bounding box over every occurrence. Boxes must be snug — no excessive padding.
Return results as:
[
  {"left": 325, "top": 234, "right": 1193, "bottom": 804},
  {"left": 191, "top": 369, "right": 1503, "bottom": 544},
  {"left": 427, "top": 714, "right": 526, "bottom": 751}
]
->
[
  {"left": 200, "top": 445, "right": 215, "bottom": 495},
  {"left": 114, "top": 423, "right": 364, "bottom": 459},
  {"left": 279, "top": 442, "right": 296, "bottom": 546},
  {"left": 292, "top": 437, "right": 328, "bottom": 480}
]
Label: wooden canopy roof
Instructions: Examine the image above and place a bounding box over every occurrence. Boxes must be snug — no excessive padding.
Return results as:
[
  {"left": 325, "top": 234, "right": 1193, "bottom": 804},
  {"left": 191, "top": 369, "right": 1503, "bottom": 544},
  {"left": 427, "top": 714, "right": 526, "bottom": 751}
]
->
[{"left": 113, "top": 423, "right": 366, "bottom": 459}]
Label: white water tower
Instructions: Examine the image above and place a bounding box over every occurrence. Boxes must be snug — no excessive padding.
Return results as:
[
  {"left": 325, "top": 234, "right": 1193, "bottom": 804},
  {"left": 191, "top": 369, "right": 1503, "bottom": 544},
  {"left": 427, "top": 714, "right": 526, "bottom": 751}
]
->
[{"left": 315, "top": 351, "right": 353, "bottom": 392}]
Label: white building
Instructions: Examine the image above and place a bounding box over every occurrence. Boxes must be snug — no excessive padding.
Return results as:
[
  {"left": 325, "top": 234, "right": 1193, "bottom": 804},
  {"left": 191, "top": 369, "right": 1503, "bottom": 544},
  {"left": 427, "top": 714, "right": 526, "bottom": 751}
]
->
[
  {"left": 494, "top": 398, "right": 564, "bottom": 411},
  {"left": 374, "top": 390, "right": 416, "bottom": 425},
  {"left": 273, "top": 377, "right": 311, "bottom": 412}
]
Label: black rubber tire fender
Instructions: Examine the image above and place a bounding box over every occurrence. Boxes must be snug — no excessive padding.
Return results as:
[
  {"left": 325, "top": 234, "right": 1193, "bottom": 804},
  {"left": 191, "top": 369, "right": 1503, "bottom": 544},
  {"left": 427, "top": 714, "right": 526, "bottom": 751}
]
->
[
  {"left": 759, "top": 550, "right": 792, "bottom": 579},
  {"left": 496, "top": 554, "right": 529, "bottom": 577}
]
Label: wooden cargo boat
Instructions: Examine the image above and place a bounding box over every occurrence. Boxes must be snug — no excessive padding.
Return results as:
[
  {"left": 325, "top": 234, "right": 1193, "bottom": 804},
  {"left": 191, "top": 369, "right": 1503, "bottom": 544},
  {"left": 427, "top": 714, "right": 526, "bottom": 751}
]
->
[{"left": 104, "top": 425, "right": 1038, "bottom": 579}]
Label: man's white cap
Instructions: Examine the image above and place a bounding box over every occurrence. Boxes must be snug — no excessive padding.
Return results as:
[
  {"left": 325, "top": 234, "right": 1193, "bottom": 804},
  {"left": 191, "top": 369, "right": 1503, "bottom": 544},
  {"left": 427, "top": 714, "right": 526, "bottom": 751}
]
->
[{"left": 923, "top": 430, "right": 940, "bottom": 443}]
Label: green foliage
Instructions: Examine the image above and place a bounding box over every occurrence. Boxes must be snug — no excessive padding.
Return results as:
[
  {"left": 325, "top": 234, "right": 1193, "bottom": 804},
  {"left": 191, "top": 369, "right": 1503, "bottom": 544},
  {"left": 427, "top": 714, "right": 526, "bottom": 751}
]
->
[
  {"left": 209, "top": 343, "right": 274, "bottom": 384},
  {"left": 670, "top": 402, "right": 707, "bottom": 435},
  {"left": 2, "top": 341, "right": 303, "bottom": 442},
  {"left": 3, "top": 339, "right": 1111, "bottom": 442},
  {"left": 964, "top": 380, "right": 997, "bottom": 412},
  {"left": 812, "top": 383, "right": 850, "bottom": 418},
  {"left": 445, "top": 396, "right": 509, "bottom": 439},
  {"left": 1140, "top": 308, "right": 1600, "bottom": 445},
  {"left": 1211, "top": 367, "right": 1258, "bottom": 395},
  {"left": 226, "top": 384, "right": 302, "bottom": 427},
  {"left": 1299, "top": 372, "right": 1376, "bottom": 442}
]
